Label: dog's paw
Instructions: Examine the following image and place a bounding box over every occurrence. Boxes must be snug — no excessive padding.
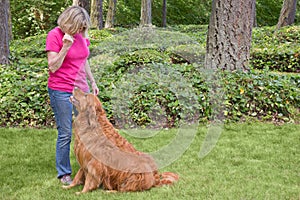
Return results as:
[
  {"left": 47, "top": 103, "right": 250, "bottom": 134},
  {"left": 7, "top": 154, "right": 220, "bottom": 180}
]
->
[
  {"left": 62, "top": 185, "right": 71, "bottom": 190},
  {"left": 105, "top": 190, "right": 117, "bottom": 193}
]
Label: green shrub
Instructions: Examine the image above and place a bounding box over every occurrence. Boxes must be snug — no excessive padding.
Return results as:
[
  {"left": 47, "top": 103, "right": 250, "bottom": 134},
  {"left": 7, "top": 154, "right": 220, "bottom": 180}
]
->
[
  {"left": 85, "top": 25, "right": 298, "bottom": 74},
  {"left": 221, "top": 70, "right": 300, "bottom": 122},
  {"left": 0, "top": 60, "right": 53, "bottom": 127},
  {"left": 251, "top": 26, "right": 300, "bottom": 72},
  {"left": 4, "top": 25, "right": 300, "bottom": 128},
  {"left": 1, "top": 61, "right": 299, "bottom": 128},
  {"left": 10, "top": 34, "right": 47, "bottom": 59},
  {"left": 113, "top": 49, "right": 170, "bottom": 67},
  {"left": 88, "top": 47, "right": 299, "bottom": 127}
]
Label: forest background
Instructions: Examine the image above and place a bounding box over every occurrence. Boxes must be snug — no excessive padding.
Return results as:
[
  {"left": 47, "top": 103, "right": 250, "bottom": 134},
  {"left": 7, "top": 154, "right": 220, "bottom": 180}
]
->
[{"left": 10, "top": 0, "right": 300, "bottom": 39}]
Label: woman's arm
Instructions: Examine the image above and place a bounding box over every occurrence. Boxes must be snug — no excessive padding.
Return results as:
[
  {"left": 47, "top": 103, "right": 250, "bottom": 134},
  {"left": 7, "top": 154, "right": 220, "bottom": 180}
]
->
[
  {"left": 47, "top": 34, "right": 73, "bottom": 73},
  {"left": 85, "top": 61, "right": 99, "bottom": 95}
]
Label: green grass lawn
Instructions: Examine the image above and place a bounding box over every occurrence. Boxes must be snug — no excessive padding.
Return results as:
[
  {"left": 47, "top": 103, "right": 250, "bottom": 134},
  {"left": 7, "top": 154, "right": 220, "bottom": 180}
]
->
[{"left": 0, "top": 123, "right": 299, "bottom": 200}]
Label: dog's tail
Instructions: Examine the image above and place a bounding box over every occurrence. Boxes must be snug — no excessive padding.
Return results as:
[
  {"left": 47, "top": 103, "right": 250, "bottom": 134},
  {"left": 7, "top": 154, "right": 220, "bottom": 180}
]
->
[{"left": 155, "top": 172, "right": 179, "bottom": 186}]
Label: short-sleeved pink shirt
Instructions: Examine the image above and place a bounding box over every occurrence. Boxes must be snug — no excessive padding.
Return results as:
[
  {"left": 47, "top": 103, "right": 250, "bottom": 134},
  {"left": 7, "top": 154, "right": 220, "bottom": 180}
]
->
[{"left": 45, "top": 27, "right": 90, "bottom": 93}]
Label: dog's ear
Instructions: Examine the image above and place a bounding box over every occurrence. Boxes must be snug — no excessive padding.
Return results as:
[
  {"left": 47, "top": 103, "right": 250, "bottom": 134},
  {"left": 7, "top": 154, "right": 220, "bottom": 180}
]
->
[
  {"left": 86, "top": 95, "right": 98, "bottom": 127},
  {"left": 94, "top": 96, "right": 106, "bottom": 115},
  {"left": 77, "top": 94, "right": 87, "bottom": 112},
  {"left": 78, "top": 102, "right": 85, "bottom": 113}
]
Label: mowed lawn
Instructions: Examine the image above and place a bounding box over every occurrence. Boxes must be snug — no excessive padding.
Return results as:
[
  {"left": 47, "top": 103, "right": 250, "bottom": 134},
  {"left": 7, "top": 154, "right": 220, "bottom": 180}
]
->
[{"left": 0, "top": 122, "right": 299, "bottom": 200}]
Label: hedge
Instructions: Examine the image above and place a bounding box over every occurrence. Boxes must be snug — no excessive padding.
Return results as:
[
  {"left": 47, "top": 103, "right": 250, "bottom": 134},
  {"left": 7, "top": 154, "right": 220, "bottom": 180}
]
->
[
  {"left": 250, "top": 26, "right": 300, "bottom": 72},
  {"left": 2, "top": 25, "right": 299, "bottom": 128},
  {"left": 1, "top": 60, "right": 299, "bottom": 128}
]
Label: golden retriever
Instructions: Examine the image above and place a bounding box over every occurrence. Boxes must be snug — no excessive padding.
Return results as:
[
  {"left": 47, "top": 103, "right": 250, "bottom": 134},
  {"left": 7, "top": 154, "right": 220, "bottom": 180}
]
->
[{"left": 65, "top": 88, "right": 178, "bottom": 194}]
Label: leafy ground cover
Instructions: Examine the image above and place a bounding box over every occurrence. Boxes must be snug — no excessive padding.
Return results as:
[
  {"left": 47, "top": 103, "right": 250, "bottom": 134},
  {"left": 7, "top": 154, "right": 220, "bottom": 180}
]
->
[
  {"left": 3, "top": 25, "right": 299, "bottom": 128},
  {"left": 0, "top": 122, "right": 299, "bottom": 199}
]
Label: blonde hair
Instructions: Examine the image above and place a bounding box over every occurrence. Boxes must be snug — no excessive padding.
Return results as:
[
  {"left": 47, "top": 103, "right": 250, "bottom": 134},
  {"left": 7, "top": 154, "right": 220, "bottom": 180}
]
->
[{"left": 57, "top": 6, "right": 91, "bottom": 38}]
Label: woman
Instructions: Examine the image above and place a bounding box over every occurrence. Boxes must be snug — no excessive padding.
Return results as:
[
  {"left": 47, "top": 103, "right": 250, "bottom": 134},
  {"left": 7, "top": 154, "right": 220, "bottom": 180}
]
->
[{"left": 45, "top": 6, "right": 99, "bottom": 185}]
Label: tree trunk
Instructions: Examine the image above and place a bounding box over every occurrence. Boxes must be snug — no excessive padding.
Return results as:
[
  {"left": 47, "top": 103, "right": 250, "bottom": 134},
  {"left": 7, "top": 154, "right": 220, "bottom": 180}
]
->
[
  {"left": 8, "top": 0, "right": 12, "bottom": 40},
  {"left": 276, "top": 0, "right": 297, "bottom": 29},
  {"left": 73, "top": 0, "right": 90, "bottom": 13},
  {"left": 140, "top": 0, "right": 152, "bottom": 26},
  {"left": 99, "top": 0, "right": 103, "bottom": 29},
  {"left": 0, "top": 0, "right": 10, "bottom": 65},
  {"left": 205, "top": 0, "right": 255, "bottom": 71},
  {"left": 91, "top": 0, "right": 103, "bottom": 29},
  {"left": 105, "top": 0, "right": 117, "bottom": 28},
  {"left": 162, "top": 0, "right": 167, "bottom": 27},
  {"left": 252, "top": 0, "right": 257, "bottom": 27}
]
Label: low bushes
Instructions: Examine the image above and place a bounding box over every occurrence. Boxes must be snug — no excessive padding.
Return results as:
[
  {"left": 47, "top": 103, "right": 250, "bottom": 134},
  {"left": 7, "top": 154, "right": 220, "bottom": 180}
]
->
[
  {"left": 220, "top": 70, "right": 299, "bottom": 122},
  {"left": 1, "top": 58, "right": 298, "bottom": 128},
  {"left": 250, "top": 26, "right": 300, "bottom": 72},
  {"left": 0, "top": 59, "right": 52, "bottom": 127},
  {"left": 2, "top": 25, "right": 299, "bottom": 128},
  {"left": 91, "top": 59, "right": 299, "bottom": 128}
]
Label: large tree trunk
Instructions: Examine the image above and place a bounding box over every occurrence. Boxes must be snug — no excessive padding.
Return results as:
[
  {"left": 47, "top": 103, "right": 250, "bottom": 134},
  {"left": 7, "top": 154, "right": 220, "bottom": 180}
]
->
[
  {"left": 105, "top": 0, "right": 117, "bottom": 28},
  {"left": 140, "top": 0, "right": 152, "bottom": 26},
  {"left": 0, "top": 0, "right": 10, "bottom": 65},
  {"left": 73, "top": 0, "right": 90, "bottom": 13},
  {"left": 205, "top": 0, "right": 255, "bottom": 71},
  {"left": 91, "top": 0, "right": 103, "bottom": 29},
  {"left": 162, "top": 0, "right": 167, "bottom": 27},
  {"left": 276, "top": 0, "right": 297, "bottom": 29}
]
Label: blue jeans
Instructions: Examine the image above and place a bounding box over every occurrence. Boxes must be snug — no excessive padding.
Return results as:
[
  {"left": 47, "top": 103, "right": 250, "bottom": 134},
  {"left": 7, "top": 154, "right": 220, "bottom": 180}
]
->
[{"left": 48, "top": 88, "right": 73, "bottom": 178}]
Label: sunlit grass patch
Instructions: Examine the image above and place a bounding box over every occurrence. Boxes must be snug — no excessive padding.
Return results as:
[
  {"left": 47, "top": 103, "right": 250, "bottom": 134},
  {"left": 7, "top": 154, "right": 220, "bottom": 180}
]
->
[{"left": 0, "top": 122, "right": 299, "bottom": 199}]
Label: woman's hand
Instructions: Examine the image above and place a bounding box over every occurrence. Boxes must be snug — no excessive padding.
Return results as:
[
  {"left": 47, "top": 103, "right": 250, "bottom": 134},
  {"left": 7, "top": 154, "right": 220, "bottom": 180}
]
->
[
  {"left": 47, "top": 34, "right": 74, "bottom": 73},
  {"left": 62, "top": 33, "right": 74, "bottom": 48},
  {"left": 92, "top": 82, "right": 99, "bottom": 95}
]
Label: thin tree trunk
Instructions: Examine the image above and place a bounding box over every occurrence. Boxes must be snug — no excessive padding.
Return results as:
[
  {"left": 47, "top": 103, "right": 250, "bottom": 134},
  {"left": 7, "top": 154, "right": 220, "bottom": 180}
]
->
[
  {"left": 98, "top": 0, "right": 103, "bottom": 29},
  {"left": 91, "top": 0, "right": 103, "bottom": 29},
  {"left": 276, "top": 0, "right": 297, "bottom": 29},
  {"left": 73, "top": 0, "right": 90, "bottom": 13},
  {"left": 105, "top": 0, "right": 117, "bottom": 28},
  {"left": 205, "top": 0, "right": 254, "bottom": 71},
  {"left": 252, "top": 0, "right": 257, "bottom": 27},
  {"left": 0, "top": 0, "right": 10, "bottom": 65},
  {"left": 162, "top": 0, "right": 167, "bottom": 27},
  {"left": 8, "top": 0, "right": 12, "bottom": 40},
  {"left": 140, "top": 0, "right": 152, "bottom": 26}
]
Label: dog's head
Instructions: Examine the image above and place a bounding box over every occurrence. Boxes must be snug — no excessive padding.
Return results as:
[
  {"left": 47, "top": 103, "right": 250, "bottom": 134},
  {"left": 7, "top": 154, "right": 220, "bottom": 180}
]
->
[
  {"left": 70, "top": 87, "right": 106, "bottom": 115},
  {"left": 71, "top": 88, "right": 103, "bottom": 128},
  {"left": 70, "top": 88, "right": 94, "bottom": 112}
]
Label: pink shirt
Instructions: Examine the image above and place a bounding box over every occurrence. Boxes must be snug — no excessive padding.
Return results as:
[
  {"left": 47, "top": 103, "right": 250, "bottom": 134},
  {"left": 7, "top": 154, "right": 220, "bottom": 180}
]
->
[{"left": 45, "top": 27, "right": 90, "bottom": 93}]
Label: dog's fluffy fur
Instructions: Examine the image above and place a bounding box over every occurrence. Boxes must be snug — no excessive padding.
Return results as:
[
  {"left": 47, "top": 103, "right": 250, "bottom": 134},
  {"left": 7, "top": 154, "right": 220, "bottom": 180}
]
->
[{"left": 65, "top": 88, "right": 178, "bottom": 194}]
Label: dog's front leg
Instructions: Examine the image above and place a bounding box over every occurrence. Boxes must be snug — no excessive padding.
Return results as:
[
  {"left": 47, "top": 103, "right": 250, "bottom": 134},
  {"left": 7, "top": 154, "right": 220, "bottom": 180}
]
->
[
  {"left": 76, "top": 172, "right": 100, "bottom": 194},
  {"left": 62, "top": 168, "right": 85, "bottom": 190}
]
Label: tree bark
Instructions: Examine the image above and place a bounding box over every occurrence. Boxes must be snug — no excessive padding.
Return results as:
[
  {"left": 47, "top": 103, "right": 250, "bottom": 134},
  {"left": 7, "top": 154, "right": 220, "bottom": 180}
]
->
[
  {"left": 105, "top": 0, "right": 117, "bottom": 28},
  {"left": 8, "top": 0, "right": 12, "bottom": 40},
  {"left": 140, "top": 0, "right": 152, "bottom": 26},
  {"left": 252, "top": 0, "right": 257, "bottom": 27},
  {"left": 205, "top": 0, "right": 255, "bottom": 71},
  {"left": 162, "top": 0, "right": 167, "bottom": 27},
  {"left": 276, "top": 0, "right": 297, "bottom": 29},
  {"left": 0, "top": 0, "right": 10, "bottom": 65},
  {"left": 91, "top": 0, "right": 103, "bottom": 29},
  {"left": 73, "top": 0, "right": 91, "bottom": 13}
]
